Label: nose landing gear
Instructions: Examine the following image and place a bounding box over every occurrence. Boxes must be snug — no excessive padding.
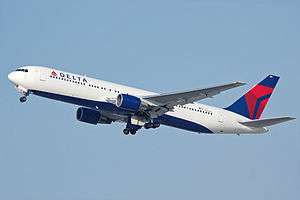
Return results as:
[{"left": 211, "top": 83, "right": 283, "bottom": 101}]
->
[
  {"left": 15, "top": 85, "right": 29, "bottom": 103},
  {"left": 19, "top": 96, "right": 27, "bottom": 103},
  {"left": 19, "top": 91, "right": 30, "bottom": 103}
]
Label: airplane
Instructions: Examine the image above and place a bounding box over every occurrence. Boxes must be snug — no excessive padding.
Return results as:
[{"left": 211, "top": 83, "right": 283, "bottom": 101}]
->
[{"left": 8, "top": 66, "right": 295, "bottom": 135}]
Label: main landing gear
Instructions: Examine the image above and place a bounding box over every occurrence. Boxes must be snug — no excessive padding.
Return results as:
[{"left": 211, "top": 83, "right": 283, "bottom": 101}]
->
[
  {"left": 123, "top": 128, "right": 137, "bottom": 135},
  {"left": 144, "top": 122, "right": 160, "bottom": 129},
  {"left": 122, "top": 121, "right": 161, "bottom": 136}
]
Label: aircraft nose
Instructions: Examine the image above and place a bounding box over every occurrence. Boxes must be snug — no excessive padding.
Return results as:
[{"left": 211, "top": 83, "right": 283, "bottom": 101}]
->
[{"left": 8, "top": 72, "right": 17, "bottom": 83}]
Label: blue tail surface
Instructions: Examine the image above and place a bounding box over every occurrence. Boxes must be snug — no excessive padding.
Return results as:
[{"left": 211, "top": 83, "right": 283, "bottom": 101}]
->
[{"left": 225, "top": 75, "right": 280, "bottom": 120}]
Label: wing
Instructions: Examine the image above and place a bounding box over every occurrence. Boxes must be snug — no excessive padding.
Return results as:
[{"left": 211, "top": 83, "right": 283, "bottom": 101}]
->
[{"left": 142, "top": 82, "right": 246, "bottom": 117}]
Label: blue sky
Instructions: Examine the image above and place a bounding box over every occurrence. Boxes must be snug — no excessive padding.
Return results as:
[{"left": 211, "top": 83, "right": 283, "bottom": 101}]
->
[{"left": 1, "top": 1, "right": 299, "bottom": 200}]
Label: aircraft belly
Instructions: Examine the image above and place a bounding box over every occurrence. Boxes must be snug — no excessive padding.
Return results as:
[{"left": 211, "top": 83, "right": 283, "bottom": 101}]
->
[{"left": 158, "top": 111, "right": 213, "bottom": 133}]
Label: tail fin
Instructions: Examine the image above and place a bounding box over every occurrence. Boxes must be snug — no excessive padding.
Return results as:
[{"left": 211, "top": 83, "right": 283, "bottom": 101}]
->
[{"left": 225, "top": 75, "right": 280, "bottom": 120}]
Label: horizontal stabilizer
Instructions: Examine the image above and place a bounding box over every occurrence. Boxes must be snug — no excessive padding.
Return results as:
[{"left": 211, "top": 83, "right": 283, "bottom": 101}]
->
[{"left": 240, "top": 117, "right": 295, "bottom": 128}]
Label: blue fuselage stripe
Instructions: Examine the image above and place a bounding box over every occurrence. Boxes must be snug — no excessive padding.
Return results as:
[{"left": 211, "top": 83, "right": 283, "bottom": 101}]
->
[{"left": 31, "top": 90, "right": 213, "bottom": 133}]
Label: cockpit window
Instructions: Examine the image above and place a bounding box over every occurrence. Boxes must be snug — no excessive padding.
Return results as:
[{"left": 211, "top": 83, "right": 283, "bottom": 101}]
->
[{"left": 16, "top": 69, "right": 28, "bottom": 72}]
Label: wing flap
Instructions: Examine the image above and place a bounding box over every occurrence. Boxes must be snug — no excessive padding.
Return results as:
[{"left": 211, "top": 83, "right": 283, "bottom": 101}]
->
[{"left": 240, "top": 117, "right": 295, "bottom": 128}]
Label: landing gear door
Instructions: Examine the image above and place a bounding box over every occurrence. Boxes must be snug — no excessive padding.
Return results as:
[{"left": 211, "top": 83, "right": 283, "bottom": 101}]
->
[{"left": 40, "top": 68, "right": 48, "bottom": 81}]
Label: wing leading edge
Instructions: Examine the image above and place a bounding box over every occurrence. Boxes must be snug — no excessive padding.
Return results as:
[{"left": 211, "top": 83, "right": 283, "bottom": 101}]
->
[
  {"left": 144, "top": 82, "right": 246, "bottom": 107},
  {"left": 141, "top": 82, "right": 246, "bottom": 118}
]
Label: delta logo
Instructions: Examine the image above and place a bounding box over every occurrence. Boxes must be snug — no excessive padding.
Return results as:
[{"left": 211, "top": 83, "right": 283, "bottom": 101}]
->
[
  {"left": 51, "top": 71, "right": 57, "bottom": 76},
  {"left": 50, "top": 70, "right": 88, "bottom": 83}
]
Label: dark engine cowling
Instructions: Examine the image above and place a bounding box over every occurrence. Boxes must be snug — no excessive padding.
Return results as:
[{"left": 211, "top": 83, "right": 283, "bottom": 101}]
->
[
  {"left": 76, "top": 107, "right": 101, "bottom": 125},
  {"left": 116, "top": 94, "right": 142, "bottom": 112}
]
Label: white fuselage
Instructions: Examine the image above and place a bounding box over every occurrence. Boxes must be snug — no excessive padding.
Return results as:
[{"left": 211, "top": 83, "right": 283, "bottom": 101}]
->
[{"left": 8, "top": 66, "right": 267, "bottom": 134}]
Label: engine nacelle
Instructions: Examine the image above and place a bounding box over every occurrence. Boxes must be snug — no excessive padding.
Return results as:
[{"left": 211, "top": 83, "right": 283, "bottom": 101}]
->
[
  {"left": 116, "top": 94, "right": 144, "bottom": 112},
  {"left": 76, "top": 107, "right": 101, "bottom": 125}
]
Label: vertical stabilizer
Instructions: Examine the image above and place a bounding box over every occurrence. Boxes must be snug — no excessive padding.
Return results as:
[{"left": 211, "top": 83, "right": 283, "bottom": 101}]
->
[{"left": 226, "top": 75, "right": 280, "bottom": 119}]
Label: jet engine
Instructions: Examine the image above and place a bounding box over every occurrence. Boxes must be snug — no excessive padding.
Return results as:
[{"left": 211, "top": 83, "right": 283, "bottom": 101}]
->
[
  {"left": 76, "top": 107, "right": 101, "bottom": 125},
  {"left": 76, "top": 107, "right": 113, "bottom": 125},
  {"left": 116, "top": 94, "right": 147, "bottom": 112}
]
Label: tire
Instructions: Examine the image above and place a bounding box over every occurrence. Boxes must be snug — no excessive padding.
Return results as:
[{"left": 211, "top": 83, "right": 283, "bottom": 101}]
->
[
  {"left": 153, "top": 122, "right": 160, "bottom": 128},
  {"left": 130, "top": 129, "right": 137, "bottom": 135},
  {"left": 19, "top": 96, "right": 27, "bottom": 103},
  {"left": 144, "top": 123, "right": 152, "bottom": 129},
  {"left": 123, "top": 129, "right": 130, "bottom": 135}
]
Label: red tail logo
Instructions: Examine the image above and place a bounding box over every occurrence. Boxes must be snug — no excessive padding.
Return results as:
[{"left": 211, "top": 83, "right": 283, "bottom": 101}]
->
[
  {"left": 245, "top": 84, "right": 274, "bottom": 119},
  {"left": 51, "top": 71, "right": 57, "bottom": 77},
  {"left": 226, "top": 75, "right": 280, "bottom": 119}
]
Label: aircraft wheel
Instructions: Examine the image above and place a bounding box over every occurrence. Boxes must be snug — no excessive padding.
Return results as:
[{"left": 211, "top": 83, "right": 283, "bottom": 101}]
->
[
  {"left": 144, "top": 123, "right": 152, "bottom": 129},
  {"left": 130, "top": 129, "right": 137, "bottom": 135},
  {"left": 153, "top": 122, "right": 160, "bottom": 128},
  {"left": 19, "top": 96, "right": 27, "bottom": 103},
  {"left": 123, "top": 128, "right": 130, "bottom": 135}
]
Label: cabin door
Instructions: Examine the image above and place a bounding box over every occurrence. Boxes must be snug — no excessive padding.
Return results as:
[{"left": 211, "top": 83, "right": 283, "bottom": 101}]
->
[{"left": 40, "top": 69, "right": 48, "bottom": 81}]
